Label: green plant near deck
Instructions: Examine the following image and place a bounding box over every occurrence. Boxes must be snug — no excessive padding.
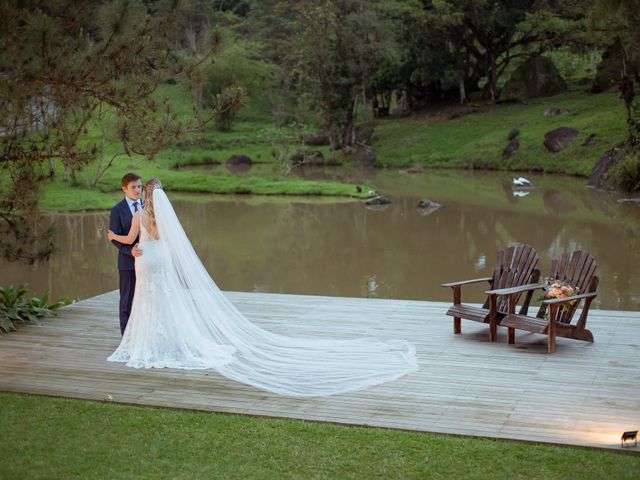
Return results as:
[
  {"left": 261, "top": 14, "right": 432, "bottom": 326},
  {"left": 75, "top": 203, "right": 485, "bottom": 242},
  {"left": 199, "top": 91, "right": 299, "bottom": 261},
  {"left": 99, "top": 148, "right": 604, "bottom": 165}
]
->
[
  {"left": 615, "top": 150, "right": 640, "bottom": 192},
  {"left": 0, "top": 284, "right": 73, "bottom": 333}
]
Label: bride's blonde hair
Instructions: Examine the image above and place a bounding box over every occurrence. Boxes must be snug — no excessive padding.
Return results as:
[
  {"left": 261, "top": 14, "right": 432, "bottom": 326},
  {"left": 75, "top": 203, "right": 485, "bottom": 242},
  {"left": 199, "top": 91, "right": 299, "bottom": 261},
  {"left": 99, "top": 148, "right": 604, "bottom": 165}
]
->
[{"left": 143, "top": 178, "right": 162, "bottom": 229}]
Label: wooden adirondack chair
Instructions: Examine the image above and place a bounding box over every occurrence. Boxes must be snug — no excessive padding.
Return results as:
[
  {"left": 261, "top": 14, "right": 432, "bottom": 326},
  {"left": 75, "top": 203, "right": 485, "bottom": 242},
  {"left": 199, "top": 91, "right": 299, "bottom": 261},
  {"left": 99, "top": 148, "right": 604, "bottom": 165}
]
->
[
  {"left": 442, "top": 244, "right": 540, "bottom": 342},
  {"left": 489, "top": 250, "right": 598, "bottom": 353}
]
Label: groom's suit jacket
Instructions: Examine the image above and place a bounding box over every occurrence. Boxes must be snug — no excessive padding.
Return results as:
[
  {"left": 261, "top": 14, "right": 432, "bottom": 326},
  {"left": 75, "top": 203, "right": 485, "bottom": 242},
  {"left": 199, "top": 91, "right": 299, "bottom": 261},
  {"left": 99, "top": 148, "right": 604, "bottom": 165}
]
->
[{"left": 110, "top": 199, "right": 140, "bottom": 271}]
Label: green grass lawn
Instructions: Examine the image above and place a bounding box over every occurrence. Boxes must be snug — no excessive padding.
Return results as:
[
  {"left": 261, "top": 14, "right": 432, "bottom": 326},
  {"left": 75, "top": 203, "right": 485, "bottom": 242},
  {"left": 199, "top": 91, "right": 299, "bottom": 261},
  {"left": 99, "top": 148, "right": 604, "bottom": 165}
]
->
[
  {"left": 373, "top": 89, "right": 626, "bottom": 176},
  {"left": 35, "top": 83, "right": 369, "bottom": 213},
  {"left": 1, "top": 393, "right": 638, "bottom": 479},
  {"left": 38, "top": 142, "right": 373, "bottom": 213},
  {"left": 40, "top": 170, "right": 373, "bottom": 213},
  {"left": 31, "top": 82, "right": 628, "bottom": 213}
]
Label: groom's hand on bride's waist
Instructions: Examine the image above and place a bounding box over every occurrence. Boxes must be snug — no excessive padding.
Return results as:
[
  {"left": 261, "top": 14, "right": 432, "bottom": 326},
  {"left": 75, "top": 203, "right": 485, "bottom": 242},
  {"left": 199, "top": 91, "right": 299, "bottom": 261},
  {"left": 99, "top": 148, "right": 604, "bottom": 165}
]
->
[{"left": 132, "top": 243, "right": 143, "bottom": 257}]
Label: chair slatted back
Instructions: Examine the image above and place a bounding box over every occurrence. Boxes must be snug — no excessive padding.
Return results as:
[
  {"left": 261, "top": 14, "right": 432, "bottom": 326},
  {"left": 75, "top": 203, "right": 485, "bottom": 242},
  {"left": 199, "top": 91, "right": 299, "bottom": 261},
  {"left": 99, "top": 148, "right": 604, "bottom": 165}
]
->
[
  {"left": 538, "top": 250, "right": 598, "bottom": 324},
  {"left": 482, "top": 244, "right": 539, "bottom": 312}
]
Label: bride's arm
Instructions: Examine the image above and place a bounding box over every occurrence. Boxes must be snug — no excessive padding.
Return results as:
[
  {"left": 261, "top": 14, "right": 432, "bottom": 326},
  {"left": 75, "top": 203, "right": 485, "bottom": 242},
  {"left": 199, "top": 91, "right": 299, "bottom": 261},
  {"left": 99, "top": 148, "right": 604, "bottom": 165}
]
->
[{"left": 108, "top": 211, "right": 141, "bottom": 244}]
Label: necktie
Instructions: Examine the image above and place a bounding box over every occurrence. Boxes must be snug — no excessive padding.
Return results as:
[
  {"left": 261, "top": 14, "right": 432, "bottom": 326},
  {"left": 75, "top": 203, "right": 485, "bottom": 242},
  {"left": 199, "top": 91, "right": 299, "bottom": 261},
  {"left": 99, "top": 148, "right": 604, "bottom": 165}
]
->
[{"left": 133, "top": 201, "right": 139, "bottom": 212}]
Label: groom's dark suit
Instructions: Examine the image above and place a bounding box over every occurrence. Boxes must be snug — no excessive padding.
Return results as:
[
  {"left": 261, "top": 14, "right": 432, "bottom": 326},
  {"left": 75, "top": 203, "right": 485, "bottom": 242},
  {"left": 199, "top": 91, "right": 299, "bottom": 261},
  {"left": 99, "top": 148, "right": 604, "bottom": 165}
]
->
[{"left": 110, "top": 198, "right": 140, "bottom": 335}]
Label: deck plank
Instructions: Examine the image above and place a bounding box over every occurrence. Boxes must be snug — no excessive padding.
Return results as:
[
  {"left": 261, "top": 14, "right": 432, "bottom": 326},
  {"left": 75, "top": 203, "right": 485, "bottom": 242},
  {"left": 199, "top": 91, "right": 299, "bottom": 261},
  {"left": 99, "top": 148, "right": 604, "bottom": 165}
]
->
[{"left": 0, "top": 289, "right": 639, "bottom": 451}]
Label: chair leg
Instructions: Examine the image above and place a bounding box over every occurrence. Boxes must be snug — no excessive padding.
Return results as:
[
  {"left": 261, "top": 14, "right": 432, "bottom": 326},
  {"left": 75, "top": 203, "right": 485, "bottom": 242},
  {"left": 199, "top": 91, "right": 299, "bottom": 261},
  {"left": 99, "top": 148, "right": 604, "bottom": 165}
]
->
[
  {"left": 548, "top": 305, "right": 557, "bottom": 353},
  {"left": 574, "top": 328, "right": 594, "bottom": 343},
  {"left": 508, "top": 327, "right": 515, "bottom": 344},
  {"left": 488, "top": 293, "right": 497, "bottom": 342},
  {"left": 452, "top": 286, "right": 462, "bottom": 334},
  {"left": 548, "top": 331, "right": 556, "bottom": 353}
]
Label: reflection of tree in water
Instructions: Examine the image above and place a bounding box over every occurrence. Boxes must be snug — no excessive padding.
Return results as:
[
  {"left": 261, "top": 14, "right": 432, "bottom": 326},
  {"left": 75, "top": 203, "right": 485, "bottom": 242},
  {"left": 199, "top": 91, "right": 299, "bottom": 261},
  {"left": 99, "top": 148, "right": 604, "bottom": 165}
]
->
[
  {"left": 53, "top": 213, "right": 116, "bottom": 299},
  {"left": 0, "top": 213, "right": 117, "bottom": 300},
  {"left": 543, "top": 190, "right": 577, "bottom": 215},
  {"left": 500, "top": 179, "right": 518, "bottom": 205},
  {"left": 2, "top": 193, "right": 638, "bottom": 310},
  {"left": 554, "top": 214, "right": 640, "bottom": 310},
  {"left": 178, "top": 196, "right": 639, "bottom": 308}
]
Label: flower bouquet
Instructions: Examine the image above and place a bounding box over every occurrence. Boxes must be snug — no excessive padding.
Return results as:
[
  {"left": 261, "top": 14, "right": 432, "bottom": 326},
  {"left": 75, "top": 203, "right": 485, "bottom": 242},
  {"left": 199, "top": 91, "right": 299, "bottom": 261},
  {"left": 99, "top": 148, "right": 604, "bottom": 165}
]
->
[{"left": 538, "top": 278, "right": 580, "bottom": 320}]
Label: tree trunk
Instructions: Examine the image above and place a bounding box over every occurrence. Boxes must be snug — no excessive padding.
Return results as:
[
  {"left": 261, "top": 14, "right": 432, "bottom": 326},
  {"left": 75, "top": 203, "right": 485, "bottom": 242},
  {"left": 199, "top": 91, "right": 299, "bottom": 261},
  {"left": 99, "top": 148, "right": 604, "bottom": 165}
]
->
[
  {"left": 340, "top": 98, "right": 357, "bottom": 151},
  {"left": 185, "top": 22, "right": 197, "bottom": 53},
  {"left": 194, "top": 82, "right": 203, "bottom": 111},
  {"left": 371, "top": 94, "right": 379, "bottom": 118},
  {"left": 488, "top": 52, "right": 498, "bottom": 101},
  {"left": 398, "top": 90, "right": 409, "bottom": 112},
  {"left": 330, "top": 139, "right": 337, "bottom": 162},
  {"left": 458, "top": 77, "right": 466, "bottom": 104}
]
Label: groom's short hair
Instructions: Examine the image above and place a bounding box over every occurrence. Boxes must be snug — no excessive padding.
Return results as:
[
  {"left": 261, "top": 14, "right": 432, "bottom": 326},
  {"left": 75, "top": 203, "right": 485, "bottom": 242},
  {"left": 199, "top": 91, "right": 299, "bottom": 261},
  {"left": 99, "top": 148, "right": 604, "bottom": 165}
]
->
[{"left": 121, "top": 172, "right": 141, "bottom": 187}]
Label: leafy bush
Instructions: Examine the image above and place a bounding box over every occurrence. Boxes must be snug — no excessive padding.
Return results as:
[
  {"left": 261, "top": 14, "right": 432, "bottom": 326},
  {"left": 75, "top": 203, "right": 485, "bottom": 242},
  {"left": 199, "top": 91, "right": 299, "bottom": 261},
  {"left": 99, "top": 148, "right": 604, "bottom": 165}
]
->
[
  {"left": 213, "top": 86, "right": 249, "bottom": 131},
  {"left": 0, "top": 284, "right": 73, "bottom": 333},
  {"left": 203, "top": 34, "right": 275, "bottom": 131},
  {"left": 615, "top": 150, "right": 640, "bottom": 193}
]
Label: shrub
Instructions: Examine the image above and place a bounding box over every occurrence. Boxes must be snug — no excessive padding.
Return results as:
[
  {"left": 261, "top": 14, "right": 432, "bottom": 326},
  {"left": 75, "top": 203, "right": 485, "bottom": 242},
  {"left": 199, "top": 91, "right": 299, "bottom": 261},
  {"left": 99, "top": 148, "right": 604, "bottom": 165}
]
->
[
  {"left": 615, "top": 150, "right": 640, "bottom": 193},
  {"left": 0, "top": 284, "right": 73, "bottom": 333}
]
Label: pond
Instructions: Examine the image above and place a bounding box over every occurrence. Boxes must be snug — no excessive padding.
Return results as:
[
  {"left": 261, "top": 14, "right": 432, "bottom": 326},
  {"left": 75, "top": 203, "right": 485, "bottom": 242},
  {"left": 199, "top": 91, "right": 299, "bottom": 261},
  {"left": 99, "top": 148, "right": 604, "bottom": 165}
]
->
[{"left": 2, "top": 168, "right": 639, "bottom": 311}]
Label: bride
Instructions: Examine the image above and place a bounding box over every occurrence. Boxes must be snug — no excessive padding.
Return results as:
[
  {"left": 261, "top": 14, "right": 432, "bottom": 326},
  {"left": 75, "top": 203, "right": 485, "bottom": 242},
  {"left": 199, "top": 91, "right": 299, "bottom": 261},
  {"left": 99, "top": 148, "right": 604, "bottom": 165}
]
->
[{"left": 107, "top": 178, "right": 417, "bottom": 397}]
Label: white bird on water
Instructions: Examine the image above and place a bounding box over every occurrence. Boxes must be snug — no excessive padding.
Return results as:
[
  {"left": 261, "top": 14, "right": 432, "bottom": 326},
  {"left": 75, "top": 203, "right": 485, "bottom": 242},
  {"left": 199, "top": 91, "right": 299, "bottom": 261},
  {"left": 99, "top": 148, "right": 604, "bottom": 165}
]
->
[{"left": 512, "top": 177, "right": 531, "bottom": 187}]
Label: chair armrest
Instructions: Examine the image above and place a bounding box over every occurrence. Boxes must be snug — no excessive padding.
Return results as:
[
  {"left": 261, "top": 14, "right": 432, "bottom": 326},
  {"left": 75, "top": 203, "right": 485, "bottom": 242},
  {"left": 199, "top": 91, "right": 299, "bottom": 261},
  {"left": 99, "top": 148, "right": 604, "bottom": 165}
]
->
[
  {"left": 442, "top": 277, "right": 493, "bottom": 288},
  {"left": 543, "top": 292, "right": 598, "bottom": 305},
  {"left": 485, "top": 283, "right": 545, "bottom": 296}
]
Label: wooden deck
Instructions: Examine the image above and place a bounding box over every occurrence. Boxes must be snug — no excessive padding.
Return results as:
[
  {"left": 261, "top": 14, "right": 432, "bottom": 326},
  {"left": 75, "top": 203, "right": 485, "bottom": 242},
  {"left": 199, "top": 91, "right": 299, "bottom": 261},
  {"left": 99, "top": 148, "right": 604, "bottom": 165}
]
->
[{"left": 1, "top": 290, "right": 639, "bottom": 451}]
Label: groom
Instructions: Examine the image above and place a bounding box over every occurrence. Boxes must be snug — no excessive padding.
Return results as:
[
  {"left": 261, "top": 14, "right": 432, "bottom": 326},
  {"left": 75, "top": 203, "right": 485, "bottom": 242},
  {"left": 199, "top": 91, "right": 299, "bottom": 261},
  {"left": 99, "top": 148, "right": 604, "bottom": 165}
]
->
[{"left": 110, "top": 173, "right": 144, "bottom": 335}]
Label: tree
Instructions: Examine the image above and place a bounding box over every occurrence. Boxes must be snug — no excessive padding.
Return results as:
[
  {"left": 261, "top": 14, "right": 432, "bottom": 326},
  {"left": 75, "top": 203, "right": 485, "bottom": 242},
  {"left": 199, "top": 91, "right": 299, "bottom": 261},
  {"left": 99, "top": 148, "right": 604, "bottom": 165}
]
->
[
  {"left": 203, "top": 33, "right": 274, "bottom": 130},
  {"left": 0, "top": 0, "right": 229, "bottom": 263},
  {"left": 371, "top": 1, "right": 590, "bottom": 107},
  {"left": 591, "top": 0, "right": 640, "bottom": 146},
  {"left": 291, "top": 0, "right": 398, "bottom": 153},
  {"left": 370, "top": 1, "right": 462, "bottom": 108}
]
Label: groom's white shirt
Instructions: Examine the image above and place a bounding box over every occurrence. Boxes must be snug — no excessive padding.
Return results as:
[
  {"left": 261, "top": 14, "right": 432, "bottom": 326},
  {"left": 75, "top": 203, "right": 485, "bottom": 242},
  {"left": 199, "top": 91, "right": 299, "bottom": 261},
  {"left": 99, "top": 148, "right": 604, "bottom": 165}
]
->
[{"left": 124, "top": 197, "right": 143, "bottom": 216}]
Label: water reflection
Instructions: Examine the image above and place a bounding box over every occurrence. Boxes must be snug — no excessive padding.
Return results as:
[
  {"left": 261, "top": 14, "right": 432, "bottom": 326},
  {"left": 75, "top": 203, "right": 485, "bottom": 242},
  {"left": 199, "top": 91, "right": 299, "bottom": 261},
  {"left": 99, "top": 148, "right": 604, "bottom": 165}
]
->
[{"left": 1, "top": 171, "right": 638, "bottom": 310}]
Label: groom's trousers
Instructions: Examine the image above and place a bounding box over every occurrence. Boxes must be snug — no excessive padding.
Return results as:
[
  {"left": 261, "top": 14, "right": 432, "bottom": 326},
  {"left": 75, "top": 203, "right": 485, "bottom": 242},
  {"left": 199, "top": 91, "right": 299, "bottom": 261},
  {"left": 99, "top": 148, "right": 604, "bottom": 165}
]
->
[{"left": 119, "top": 269, "right": 136, "bottom": 335}]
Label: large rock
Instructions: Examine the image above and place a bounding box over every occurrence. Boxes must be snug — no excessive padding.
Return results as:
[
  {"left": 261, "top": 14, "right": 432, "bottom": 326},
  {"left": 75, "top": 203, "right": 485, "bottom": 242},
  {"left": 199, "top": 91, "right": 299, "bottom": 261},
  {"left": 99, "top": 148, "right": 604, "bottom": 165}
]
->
[
  {"left": 365, "top": 195, "right": 391, "bottom": 205},
  {"left": 543, "top": 127, "right": 580, "bottom": 153},
  {"left": 588, "top": 147, "right": 625, "bottom": 190},
  {"left": 417, "top": 199, "right": 441, "bottom": 209},
  {"left": 501, "top": 56, "right": 567, "bottom": 100},
  {"left": 416, "top": 199, "right": 442, "bottom": 216},
  {"left": 225, "top": 154, "right": 253, "bottom": 173},
  {"left": 502, "top": 138, "right": 520, "bottom": 159}
]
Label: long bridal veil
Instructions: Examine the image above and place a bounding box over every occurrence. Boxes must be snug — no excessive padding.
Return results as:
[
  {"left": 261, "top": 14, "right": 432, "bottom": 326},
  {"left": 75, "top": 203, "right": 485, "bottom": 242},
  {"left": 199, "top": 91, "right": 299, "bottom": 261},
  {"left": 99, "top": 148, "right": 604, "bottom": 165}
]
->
[{"left": 146, "top": 189, "right": 418, "bottom": 397}]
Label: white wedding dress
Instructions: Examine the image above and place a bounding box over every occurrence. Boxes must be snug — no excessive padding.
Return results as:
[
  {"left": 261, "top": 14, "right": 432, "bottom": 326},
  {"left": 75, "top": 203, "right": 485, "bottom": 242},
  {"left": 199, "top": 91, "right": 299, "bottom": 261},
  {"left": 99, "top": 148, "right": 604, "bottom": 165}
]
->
[{"left": 108, "top": 188, "right": 418, "bottom": 397}]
